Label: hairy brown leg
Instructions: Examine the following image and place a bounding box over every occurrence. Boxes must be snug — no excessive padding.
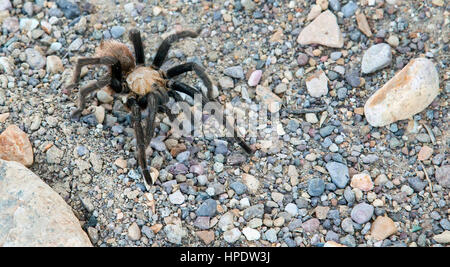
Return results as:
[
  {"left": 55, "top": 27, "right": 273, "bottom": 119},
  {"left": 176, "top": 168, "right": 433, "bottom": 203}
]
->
[
  {"left": 71, "top": 76, "right": 111, "bottom": 120},
  {"left": 128, "top": 98, "right": 153, "bottom": 187},
  {"left": 66, "top": 56, "right": 118, "bottom": 92},
  {"left": 169, "top": 81, "right": 253, "bottom": 154},
  {"left": 129, "top": 29, "right": 145, "bottom": 65},
  {"left": 152, "top": 29, "right": 201, "bottom": 69},
  {"left": 144, "top": 93, "right": 158, "bottom": 147}
]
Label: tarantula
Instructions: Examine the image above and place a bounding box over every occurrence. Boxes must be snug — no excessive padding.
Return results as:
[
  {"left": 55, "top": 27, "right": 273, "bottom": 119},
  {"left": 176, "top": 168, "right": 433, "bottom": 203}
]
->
[{"left": 66, "top": 28, "right": 253, "bottom": 188}]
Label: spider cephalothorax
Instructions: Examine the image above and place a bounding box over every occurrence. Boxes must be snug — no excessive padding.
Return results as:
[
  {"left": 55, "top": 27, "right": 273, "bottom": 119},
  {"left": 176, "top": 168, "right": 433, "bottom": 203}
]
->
[{"left": 66, "top": 28, "right": 253, "bottom": 188}]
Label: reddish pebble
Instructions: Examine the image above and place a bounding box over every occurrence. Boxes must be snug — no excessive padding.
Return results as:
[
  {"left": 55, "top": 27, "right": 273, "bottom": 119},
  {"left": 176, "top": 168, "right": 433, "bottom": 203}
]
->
[{"left": 0, "top": 125, "right": 34, "bottom": 166}]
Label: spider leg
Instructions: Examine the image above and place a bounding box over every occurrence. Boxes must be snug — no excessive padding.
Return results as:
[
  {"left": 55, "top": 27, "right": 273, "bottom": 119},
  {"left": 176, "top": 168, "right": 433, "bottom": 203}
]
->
[
  {"left": 71, "top": 76, "right": 111, "bottom": 120},
  {"left": 144, "top": 93, "right": 158, "bottom": 147},
  {"left": 152, "top": 29, "right": 201, "bottom": 69},
  {"left": 153, "top": 88, "right": 170, "bottom": 106},
  {"left": 168, "top": 90, "right": 184, "bottom": 102},
  {"left": 169, "top": 81, "right": 253, "bottom": 154},
  {"left": 170, "top": 81, "right": 208, "bottom": 106},
  {"left": 165, "top": 62, "right": 214, "bottom": 100},
  {"left": 66, "top": 56, "right": 118, "bottom": 91},
  {"left": 158, "top": 105, "right": 176, "bottom": 121},
  {"left": 129, "top": 29, "right": 145, "bottom": 65},
  {"left": 128, "top": 97, "right": 153, "bottom": 187}
]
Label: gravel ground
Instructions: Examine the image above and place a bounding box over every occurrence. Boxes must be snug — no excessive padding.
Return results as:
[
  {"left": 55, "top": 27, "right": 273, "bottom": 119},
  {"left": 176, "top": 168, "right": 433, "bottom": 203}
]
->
[{"left": 0, "top": 0, "right": 448, "bottom": 247}]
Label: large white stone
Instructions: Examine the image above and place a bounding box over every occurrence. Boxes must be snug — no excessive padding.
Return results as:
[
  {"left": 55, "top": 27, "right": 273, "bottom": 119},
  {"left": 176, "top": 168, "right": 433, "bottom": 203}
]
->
[
  {"left": 297, "top": 10, "right": 344, "bottom": 48},
  {"left": 0, "top": 159, "right": 92, "bottom": 247},
  {"left": 364, "top": 58, "right": 439, "bottom": 127}
]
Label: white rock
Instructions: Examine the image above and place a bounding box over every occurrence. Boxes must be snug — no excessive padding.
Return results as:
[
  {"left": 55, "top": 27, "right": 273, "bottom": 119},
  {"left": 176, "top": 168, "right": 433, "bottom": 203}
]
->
[
  {"left": 168, "top": 190, "right": 185, "bottom": 205},
  {"left": 0, "top": 56, "right": 14, "bottom": 74},
  {"left": 224, "top": 228, "right": 241, "bottom": 243},
  {"left": 242, "top": 227, "right": 261, "bottom": 241},
  {"left": 46, "top": 55, "right": 63, "bottom": 74},
  {"left": 433, "top": 231, "right": 450, "bottom": 244},
  {"left": 97, "top": 89, "right": 114, "bottom": 103},
  {"left": 0, "top": 159, "right": 92, "bottom": 246},
  {"left": 0, "top": 0, "right": 12, "bottom": 11},
  {"left": 387, "top": 35, "right": 399, "bottom": 47},
  {"left": 307, "top": 4, "right": 322, "bottom": 21},
  {"left": 153, "top": 6, "right": 162, "bottom": 16},
  {"left": 123, "top": 3, "right": 134, "bottom": 13},
  {"left": 242, "top": 173, "right": 260, "bottom": 194},
  {"left": 297, "top": 10, "right": 344, "bottom": 48},
  {"left": 364, "top": 58, "right": 439, "bottom": 127},
  {"left": 306, "top": 70, "right": 329, "bottom": 97},
  {"left": 274, "top": 83, "right": 287, "bottom": 94},
  {"left": 127, "top": 222, "right": 141, "bottom": 241},
  {"left": 19, "top": 18, "right": 39, "bottom": 31},
  {"left": 164, "top": 224, "right": 187, "bottom": 245},
  {"left": 218, "top": 212, "right": 234, "bottom": 231},
  {"left": 94, "top": 106, "right": 105, "bottom": 124},
  {"left": 219, "top": 76, "right": 234, "bottom": 89},
  {"left": 305, "top": 113, "right": 319, "bottom": 123},
  {"left": 285, "top": 203, "right": 298, "bottom": 216},
  {"left": 361, "top": 43, "right": 392, "bottom": 74}
]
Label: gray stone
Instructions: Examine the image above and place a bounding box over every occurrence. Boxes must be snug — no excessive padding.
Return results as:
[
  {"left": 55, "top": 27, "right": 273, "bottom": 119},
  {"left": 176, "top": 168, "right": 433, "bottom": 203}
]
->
[
  {"left": 264, "top": 229, "right": 278, "bottom": 242},
  {"left": 243, "top": 204, "right": 264, "bottom": 220},
  {"left": 46, "top": 145, "right": 64, "bottom": 164},
  {"left": 340, "top": 234, "right": 357, "bottom": 247},
  {"left": 350, "top": 203, "right": 374, "bottom": 224},
  {"left": 341, "top": 218, "right": 354, "bottom": 233},
  {"left": 326, "top": 162, "right": 350, "bottom": 188},
  {"left": 110, "top": 26, "right": 125, "bottom": 39},
  {"left": 325, "top": 231, "right": 340, "bottom": 242},
  {"left": 218, "top": 212, "right": 234, "bottom": 231},
  {"left": 320, "top": 125, "right": 335, "bottom": 137},
  {"left": 329, "top": 0, "right": 341, "bottom": 11},
  {"left": 308, "top": 178, "right": 325, "bottom": 197},
  {"left": 230, "top": 181, "right": 247, "bottom": 195},
  {"left": 361, "top": 43, "right": 392, "bottom": 74},
  {"left": 440, "top": 219, "right": 450, "bottom": 231},
  {"left": 224, "top": 66, "right": 244, "bottom": 79},
  {"left": 241, "top": 0, "right": 256, "bottom": 11},
  {"left": 344, "top": 187, "right": 355, "bottom": 203},
  {"left": 176, "top": 151, "right": 190, "bottom": 162},
  {"left": 127, "top": 222, "right": 141, "bottom": 241},
  {"left": 68, "top": 37, "right": 83, "bottom": 51},
  {"left": 25, "top": 48, "right": 46, "bottom": 70},
  {"left": 407, "top": 177, "right": 428, "bottom": 192},
  {"left": 196, "top": 199, "right": 217, "bottom": 217},
  {"left": 197, "top": 175, "right": 208, "bottom": 186},
  {"left": 342, "top": 1, "right": 358, "bottom": 17}
]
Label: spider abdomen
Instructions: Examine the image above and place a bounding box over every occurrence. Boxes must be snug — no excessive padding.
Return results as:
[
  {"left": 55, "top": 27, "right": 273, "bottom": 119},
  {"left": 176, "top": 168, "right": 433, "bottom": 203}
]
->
[
  {"left": 126, "top": 67, "right": 166, "bottom": 96},
  {"left": 95, "top": 40, "right": 136, "bottom": 74}
]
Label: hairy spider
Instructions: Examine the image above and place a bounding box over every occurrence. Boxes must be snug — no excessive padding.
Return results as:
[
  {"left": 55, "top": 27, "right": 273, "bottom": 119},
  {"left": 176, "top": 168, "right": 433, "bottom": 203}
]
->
[{"left": 66, "top": 28, "right": 253, "bottom": 188}]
